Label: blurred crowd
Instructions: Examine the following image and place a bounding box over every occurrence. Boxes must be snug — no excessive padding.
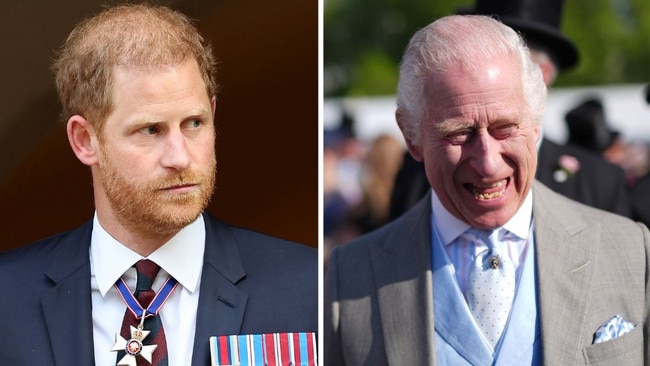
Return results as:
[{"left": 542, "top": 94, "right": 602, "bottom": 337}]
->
[
  {"left": 565, "top": 97, "right": 650, "bottom": 184},
  {"left": 323, "top": 116, "right": 405, "bottom": 263}
]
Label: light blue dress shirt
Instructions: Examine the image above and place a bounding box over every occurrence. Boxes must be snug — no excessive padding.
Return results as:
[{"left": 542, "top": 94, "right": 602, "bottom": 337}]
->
[{"left": 428, "top": 189, "right": 541, "bottom": 365}]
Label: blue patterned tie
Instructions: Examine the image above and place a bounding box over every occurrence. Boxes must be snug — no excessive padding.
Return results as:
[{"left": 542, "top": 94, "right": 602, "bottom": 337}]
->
[
  {"left": 118, "top": 260, "right": 169, "bottom": 366},
  {"left": 464, "top": 228, "right": 515, "bottom": 349}
]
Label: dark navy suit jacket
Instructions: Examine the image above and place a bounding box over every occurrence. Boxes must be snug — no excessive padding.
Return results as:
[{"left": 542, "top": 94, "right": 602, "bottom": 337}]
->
[
  {"left": 0, "top": 212, "right": 317, "bottom": 365},
  {"left": 535, "top": 138, "right": 631, "bottom": 217}
]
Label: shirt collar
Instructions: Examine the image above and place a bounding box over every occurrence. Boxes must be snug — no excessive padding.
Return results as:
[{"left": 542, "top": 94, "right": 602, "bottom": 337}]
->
[
  {"left": 90, "top": 213, "right": 206, "bottom": 296},
  {"left": 430, "top": 187, "right": 533, "bottom": 246}
]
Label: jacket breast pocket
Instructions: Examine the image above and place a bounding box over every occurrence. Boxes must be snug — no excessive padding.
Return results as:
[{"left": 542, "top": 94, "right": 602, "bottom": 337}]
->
[{"left": 582, "top": 325, "right": 642, "bottom": 365}]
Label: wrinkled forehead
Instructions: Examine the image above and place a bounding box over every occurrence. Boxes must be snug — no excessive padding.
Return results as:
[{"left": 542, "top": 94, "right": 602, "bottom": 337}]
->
[{"left": 424, "top": 56, "right": 524, "bottom": 105}]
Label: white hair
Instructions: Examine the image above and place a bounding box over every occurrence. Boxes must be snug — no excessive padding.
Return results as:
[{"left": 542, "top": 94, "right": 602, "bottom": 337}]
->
[{"left": 396, "top": 15, "right": 547, "bottom": 146}]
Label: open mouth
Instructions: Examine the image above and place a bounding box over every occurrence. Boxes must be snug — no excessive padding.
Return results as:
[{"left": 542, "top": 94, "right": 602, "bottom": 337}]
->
[{"left": 465, "top": 178, "right": 508, "bottom": 200}]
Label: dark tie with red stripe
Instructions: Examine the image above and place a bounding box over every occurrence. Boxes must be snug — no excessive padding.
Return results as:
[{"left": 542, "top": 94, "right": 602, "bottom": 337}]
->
[{"left": 118, "top": 259, "right": 169, "bottom": 366}]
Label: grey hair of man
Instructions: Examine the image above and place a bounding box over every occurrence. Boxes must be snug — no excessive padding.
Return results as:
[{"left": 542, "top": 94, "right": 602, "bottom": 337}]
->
[{"left": 396, "top": 15, "right": 547, "bottom": 147}]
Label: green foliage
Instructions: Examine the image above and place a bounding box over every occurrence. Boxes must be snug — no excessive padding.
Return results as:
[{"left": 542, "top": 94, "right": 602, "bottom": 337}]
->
[
  {"left": 325, "top": 0, "right": 650, "bottom": 96},
  {"left": 347, "top": 51, "right": 399, "bottom": 96},
  {"left": 324, "top": 0, "right": 473, "bottom": 96}
]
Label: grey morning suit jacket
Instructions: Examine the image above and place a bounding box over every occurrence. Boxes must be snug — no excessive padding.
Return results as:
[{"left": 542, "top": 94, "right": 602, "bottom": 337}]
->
[{"left": 325, "top": 181, "right": 650, "bottom": 365}]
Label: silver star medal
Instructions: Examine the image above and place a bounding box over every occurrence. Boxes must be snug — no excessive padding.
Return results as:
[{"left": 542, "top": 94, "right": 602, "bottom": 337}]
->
[{"left": 111, "top": 325, "right": 158, "bottom": 366}]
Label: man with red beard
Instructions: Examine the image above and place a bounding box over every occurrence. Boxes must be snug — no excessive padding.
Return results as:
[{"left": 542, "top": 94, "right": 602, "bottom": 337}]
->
[
  {"left": 0, "top": 4, "right": 316, "bottom": 366},
  {"left": 325, "top": 15, "right": 650, "bottom": 365}
]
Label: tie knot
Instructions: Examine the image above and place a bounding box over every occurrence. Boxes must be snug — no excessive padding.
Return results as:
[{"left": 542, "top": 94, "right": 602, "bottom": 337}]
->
[
  {"left": 134, "top": 259, "right": 160, "bottom": 292},
  {"left": 465, "top": 228, "right": 500, "bottom": 250}
]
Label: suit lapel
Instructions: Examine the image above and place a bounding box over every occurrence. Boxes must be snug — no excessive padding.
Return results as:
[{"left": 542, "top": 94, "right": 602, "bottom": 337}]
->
[
  {"left": 533, "top": 183, "right": 598, "bottom": 364},
  {"left": 431, "top": 244, "right": 492, "bottom": 365},
  {"left": 191, "top": 214, "right": 248, "bottom": 366},
  {"left": 41, "top": 221, "right": 95, "bottom": 365},
  {"left": 370, "top": 196, "right": 436, "bottom": 365}
]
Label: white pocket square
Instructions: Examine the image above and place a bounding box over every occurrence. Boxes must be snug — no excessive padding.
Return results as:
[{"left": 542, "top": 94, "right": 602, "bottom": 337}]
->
[{"left": 592, "top": 315, "right": 635, "bottom": 344}]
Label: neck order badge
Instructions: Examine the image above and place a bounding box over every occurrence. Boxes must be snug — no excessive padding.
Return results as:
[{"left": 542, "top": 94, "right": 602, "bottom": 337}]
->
[{"left": 111, "top": 261, "right": 179, "bottom": 366}]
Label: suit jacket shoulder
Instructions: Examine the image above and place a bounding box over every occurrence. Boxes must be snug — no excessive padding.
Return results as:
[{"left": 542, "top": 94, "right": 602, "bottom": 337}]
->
[
  {"left": 203, "top": 213, "right": 317, "bottom": 305},
  {"left": 532, "top": 182, "right": 650, "bottom": 365},
  {"left": 191, "top": 214, "right": 318, "bottom": 365},
  {"left": 325, "top": 196, "right": 435, "bottom": 365},
  {"left": 0, "top": 220, "right": 92, "bottom": 273},
  {"left": 0, "top": 221, "right": 94, "bottom": 365}
]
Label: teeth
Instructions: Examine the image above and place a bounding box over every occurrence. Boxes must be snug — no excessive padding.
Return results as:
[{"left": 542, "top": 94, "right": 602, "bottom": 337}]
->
[
  {"left": 472, "top": 180, "right": 506, "bottom": 200},
  {"left": 475, "top": 190, "right": 505, "bottom": 200},
  {"left": 476, "top": 181, "right": 503, "bottom": 189}
]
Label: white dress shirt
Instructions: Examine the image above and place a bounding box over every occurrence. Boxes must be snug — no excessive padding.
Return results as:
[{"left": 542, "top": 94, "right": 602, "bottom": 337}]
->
[
  {"left": 429, "top": 189, "right": 533, "bottom": 298},
  {"left": 90, "top": 213, "right": 205, "bottom": 366}
]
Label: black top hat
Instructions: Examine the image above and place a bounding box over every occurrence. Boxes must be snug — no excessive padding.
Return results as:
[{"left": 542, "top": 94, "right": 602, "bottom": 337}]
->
[
  {"left": 565, "top": 98, "right": 619, "bottom": 153},
  {"left": 461, "top": 0, "right": 579, "bottom": 70}
]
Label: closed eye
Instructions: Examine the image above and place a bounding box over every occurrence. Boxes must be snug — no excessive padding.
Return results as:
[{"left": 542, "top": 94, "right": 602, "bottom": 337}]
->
[
  {"left": 446, "top": 129, "right": 474, "bottom": 145},
  {"left": 490, "top": 123, "right": 517, "bottom": 139}
]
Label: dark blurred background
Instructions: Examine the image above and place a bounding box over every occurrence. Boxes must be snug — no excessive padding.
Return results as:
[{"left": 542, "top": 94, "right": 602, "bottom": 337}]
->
[{"left": 0, "top": 0, "right": 318, "bottom": 250}]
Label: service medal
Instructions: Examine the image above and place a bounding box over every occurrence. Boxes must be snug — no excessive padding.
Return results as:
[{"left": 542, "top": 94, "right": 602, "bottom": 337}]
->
[{"left": 111, "top": 325, "right": 158, "bottom": 366}]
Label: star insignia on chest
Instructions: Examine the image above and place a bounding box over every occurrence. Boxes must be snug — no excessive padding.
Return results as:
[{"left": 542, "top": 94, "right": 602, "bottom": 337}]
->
[{"left": 111, "top": 325, "right": 158, "bottom": 366}]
